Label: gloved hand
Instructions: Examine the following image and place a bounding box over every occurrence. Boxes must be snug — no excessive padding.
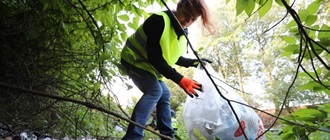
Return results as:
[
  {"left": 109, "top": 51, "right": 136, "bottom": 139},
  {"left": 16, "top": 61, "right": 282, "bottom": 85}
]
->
[
  {"left": 179, "top": 76, "right": 202, "bottom": 98},
  {"left": 192, "top": 58, "right": 212, "bottom": 67}
]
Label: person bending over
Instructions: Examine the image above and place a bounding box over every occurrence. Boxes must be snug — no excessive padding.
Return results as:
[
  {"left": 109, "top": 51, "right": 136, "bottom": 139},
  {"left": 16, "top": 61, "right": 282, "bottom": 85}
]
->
[{"left": 120, "top": 0, "right": 214, "bottom": 139}]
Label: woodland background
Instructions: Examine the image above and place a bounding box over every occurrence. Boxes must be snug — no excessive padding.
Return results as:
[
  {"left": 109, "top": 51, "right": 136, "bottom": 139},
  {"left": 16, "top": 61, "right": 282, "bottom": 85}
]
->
[{"left": 0, "top": 0, "right": 329, "bottom": 139}]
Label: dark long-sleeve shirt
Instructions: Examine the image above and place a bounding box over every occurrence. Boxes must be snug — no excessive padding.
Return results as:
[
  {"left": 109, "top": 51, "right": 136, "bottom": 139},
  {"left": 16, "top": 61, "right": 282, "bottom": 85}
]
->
[{"left": 143, "top": 11, "right": 196, "bottom": 84}]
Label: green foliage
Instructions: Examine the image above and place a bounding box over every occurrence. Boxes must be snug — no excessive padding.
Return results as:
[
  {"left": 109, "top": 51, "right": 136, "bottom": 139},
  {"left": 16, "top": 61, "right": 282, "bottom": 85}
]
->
[
  {"left": 1, "top": 0, "right": 329, "bottom": 139},
  {"left": 279, "top": 104, "right": 330, "bottom": 139},
  {"left": 0, "top": 0, "right": 163, "bottom": 138},
  {"left": 279, "top": 0, "right": 330, "bottom": 103}
]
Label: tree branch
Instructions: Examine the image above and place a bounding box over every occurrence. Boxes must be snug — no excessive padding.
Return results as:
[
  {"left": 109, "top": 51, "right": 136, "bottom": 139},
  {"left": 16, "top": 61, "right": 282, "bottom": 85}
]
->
[{"left": 0, "top": 82, "right": 174, "bottom": 140}]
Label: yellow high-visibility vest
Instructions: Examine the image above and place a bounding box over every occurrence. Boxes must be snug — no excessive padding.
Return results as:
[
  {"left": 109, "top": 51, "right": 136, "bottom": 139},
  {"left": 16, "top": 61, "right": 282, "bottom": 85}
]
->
[{"left": 121, "top": 12, "right": 187, "bottom": 80}]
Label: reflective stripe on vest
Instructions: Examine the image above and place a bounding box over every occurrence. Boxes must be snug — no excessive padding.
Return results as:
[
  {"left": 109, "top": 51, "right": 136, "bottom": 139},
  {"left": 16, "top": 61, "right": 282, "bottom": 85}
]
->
[{"left": 120, "top": 12, "right": 187, "bottom": 80}]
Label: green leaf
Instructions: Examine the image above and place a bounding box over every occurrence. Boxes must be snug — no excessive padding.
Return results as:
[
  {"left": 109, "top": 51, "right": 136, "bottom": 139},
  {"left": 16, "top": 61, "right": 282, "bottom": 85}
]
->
[
  {"left": 114, "top": 62, "right": 127, "bottom": 76},
  {"left": 313, "top": 85, "right": 328, "bottom": 92},
  {"left": 82, "top": 58, "right": 92, "bottom": 66},
  {"left": 299, "top": 81, "right": 319, "bottom": 90},
  {"left": 318, "top": 25, "right": 330, "bottom": 39},
  {"left": 78, "top": 22, "right": 87, "bottom": 28},
  {"left": 324, "top": 71, "right": 330, "bottom": 79},
  {"left": 292, "top": 126, "right": 308, "bottom": 138},
  {"left": 118, "top": 23, "right": 126, "bottom": 31},
  {"left": 281, "top": 44, "right": 299, "bottom": 57},
  {"left": 308, "top": 25, "right": 319, "bottom": 38},
  {"left": 124, "top": 4, "right": 132, "bottom": 11},
  {"left": 118, "top": 14, "right": 130, "bottom": 21},
  {"left": 306, "top": 0, "right": 321, "bottom": 15},
  {"left": 40, "top": 0, "right": 49, "bottom": 10},
  {"left": 282, "top": 35, "right": 296, "bottom": 44},
  {"left": 319, "top": 37, "right": 330, "bottom": 46},
  {"left": 236, "top": 0, "right": 245, "bottom": 16},
  {"left": 297, "top": 71, "right": 311, "bottom": 78},
  {"left": 274, "top": 0, "right": 290, "bottom": 6},
  {"left": 258, "top": 0, "right": 272, "bottom": 18},
  {"left": 280, "top": 125, "right": 296, "bottom": 139},
  {"left": 98, "top": 53, "right": 110, "bottom": 62},
  {"left": 298, "top": 9, "right": 309, "bottom": 22},
  {"left": 128, "top": 22, "right": 135, "bottom": 30},
  {"left": 94, "top": 82, "right": 101, "bottom": 91},
  {"left": 305, "top": 15, "right": 317, "bottom": 26},
  {"left": 287, "top": 20, "right": 297, "bottom": 28},
  {"left": 280, "top": 116, "right": 296, "bottom": 124},
  {"left": 245, "top": 0, "right": 255, "bottom": 16},
  {"left": 310, "top": 41, "right": 325, "bottom": 57},
  {"left": 102, "top": 70, "right": 110, "bottom": 77},
  {"left": 193, "top": 128, "right": 207, "bottom": 140},
  {"left": 120, "top": 32, "right": 127, "bottom": 42},
  {"left": 291, "top": 108, "right": 326, "bottom": 122},
  {"left": 137, "top": 1, "right": 145, "bottom": 7},
  {"left": 318, "top": 103, "right": 330, "bottom": 114},
  {"left": 128, "top": 16, "right": 140, "bottom": 30},
  {"left": 86, "top": 64, "right": 96, "bottom": 73},
  {"left": 255, "top": 0, "right": 266, "bottom": 5},
  {"left": 133, "top": 6, "right": 144, "bottom": 17},
  {"left": 325, "top": 89, "right": 330, "bottom": 96},
  {"left": 42, "top": 2, "right": 49, "bottom": 11}
]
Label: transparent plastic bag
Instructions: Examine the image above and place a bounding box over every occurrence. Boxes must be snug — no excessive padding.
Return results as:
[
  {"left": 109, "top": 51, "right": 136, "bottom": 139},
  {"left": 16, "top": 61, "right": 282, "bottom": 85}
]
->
[{"left": 183, "top": 64, "right": 266, "bottom": 140}]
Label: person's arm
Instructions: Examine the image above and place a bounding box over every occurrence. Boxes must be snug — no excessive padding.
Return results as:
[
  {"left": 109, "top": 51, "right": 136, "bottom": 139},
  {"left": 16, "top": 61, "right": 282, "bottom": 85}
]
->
[
  {"left": 144, "top": 14, "right": 183, "bottom": 84},
  {"left": 176, "top": 56, "right": 196, "bottom": 68}
]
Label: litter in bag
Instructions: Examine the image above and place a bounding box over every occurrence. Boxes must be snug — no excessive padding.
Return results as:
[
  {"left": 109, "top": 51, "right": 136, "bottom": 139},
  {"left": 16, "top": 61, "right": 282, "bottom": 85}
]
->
[{"left": 183, "top": 64, "right": 266, "bottom": 140}]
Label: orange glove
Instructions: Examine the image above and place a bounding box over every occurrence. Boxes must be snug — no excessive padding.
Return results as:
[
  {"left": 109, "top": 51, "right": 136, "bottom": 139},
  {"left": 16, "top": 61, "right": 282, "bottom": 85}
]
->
[{"left": 179, "top": 76, "right": 202, "bottom": 98}]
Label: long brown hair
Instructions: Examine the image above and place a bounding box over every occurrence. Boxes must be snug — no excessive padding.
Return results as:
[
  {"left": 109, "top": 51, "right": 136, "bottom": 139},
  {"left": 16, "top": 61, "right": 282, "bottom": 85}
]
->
[{"left": 177, "top": 0, "right": 215, "bottom": 35}]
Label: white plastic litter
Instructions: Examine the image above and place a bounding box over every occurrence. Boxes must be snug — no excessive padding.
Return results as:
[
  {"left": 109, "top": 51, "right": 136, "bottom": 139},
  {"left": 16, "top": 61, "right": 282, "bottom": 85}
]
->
[{"left": 183, "top": 64, "right": 266, "bottom": 140}]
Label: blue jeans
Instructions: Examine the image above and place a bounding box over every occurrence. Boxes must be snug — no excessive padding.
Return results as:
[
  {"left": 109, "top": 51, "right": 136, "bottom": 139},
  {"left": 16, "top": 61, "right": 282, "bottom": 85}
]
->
[{"left": 122, "top": 66, "right": 174, "bottom": 140}]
